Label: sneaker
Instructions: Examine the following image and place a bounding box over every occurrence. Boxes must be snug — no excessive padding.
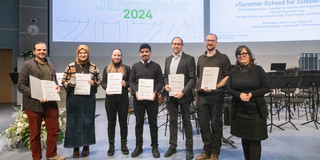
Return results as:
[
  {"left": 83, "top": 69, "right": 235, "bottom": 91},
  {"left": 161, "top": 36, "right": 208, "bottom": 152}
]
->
[{"left": 47, "top": 154, "right": 66, "bottom": 160}]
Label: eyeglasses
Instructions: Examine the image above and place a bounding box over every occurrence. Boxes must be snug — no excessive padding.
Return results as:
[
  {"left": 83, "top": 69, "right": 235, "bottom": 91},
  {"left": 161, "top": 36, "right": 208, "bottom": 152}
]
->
[
  {"left": 236, "top": 52, "right": 249, "bottom": 57},
  {"left": 172, "top": 43, "right": 182, "bottom": 46},
  {"left": 206, "top": 39, "right": 216, "bottom": 43}
]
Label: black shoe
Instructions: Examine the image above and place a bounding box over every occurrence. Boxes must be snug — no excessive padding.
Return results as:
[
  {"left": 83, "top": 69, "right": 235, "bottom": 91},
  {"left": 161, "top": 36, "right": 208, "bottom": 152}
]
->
[
  {"left": 186, "top": 149, "right": 194, "bottom": 160},
  {"left": 131, "top": 147, "right": 143, "bottom": 157},
  {"left": 164, "top": 147, "right": 176, "bottom": 158},
  {"left": 121, "top": 144, "right": 129, "bottom": 155},
  {"left": 152, "top": 147, "right": 160, "bottom": 158},
  {"left": 107, "top": 143, "right": 115, "bottom": 156}
]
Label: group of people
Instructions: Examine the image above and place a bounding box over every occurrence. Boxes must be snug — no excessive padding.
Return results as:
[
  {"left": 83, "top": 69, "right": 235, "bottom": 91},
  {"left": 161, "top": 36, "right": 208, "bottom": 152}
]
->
[{"left": 18, "top": 33, "right": 269, "bottom": 160}]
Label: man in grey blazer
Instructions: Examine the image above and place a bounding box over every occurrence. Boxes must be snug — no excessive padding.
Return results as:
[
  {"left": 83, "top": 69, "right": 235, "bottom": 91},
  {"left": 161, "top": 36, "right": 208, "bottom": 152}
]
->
[{"left": 163, "top": 37, "right": 196, "bottom": 160}]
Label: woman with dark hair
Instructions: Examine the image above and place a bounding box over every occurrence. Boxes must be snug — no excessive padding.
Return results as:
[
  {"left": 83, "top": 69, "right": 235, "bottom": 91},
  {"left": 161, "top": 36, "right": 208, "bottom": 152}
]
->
[
  {"left": 61, "top": 44, "right": 101, "bottom": 158},
  {"left": 101, "top": 48, "right": 130, "bottom": 156},
  {"left": 228, "top": 45, "right": 269, "bottom": 160}
]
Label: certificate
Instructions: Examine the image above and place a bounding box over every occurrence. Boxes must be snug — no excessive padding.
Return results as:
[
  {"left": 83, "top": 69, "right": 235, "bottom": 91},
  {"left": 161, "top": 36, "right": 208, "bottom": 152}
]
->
[
  {"left": 74, "top": 73, "right": 91, "bottom": 95},
  {"left": 168, "top": 74, "right": 184, "bottom": 96},
  {"left": 138, "top": 79, "right": 154, "bottom": 100},
  {"left": 55, "top": 73, "right": 64, "bottom": 86},
  {"left": 201, "top": 67, "right": 219, "bottom": 90},
  {"left": 29, "top": 75, "right": 61, "bottom": 101},
  {"left": 107, "top": 73, "right": 122, "bottom": 94}
]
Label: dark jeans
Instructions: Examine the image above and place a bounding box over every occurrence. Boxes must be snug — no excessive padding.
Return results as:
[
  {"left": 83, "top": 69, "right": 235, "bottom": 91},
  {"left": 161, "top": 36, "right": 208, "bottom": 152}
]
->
[
  {"left": 105, "top": 95, "right": 128, "bottom": 143},
  {"left": 197, "top": 93, "right": 223, "bottom": 155},
  {"left": 133, "top": 98, "right": 159, "bottom": 148},
  {"left": 25, "top": 106, "right": 59, "bottom": 160},
  {"left": 167, "top": 97, "right": 193, "bottom": 150},
  {"left": 242, "top": 139, "right": 261, "bottom": 160}
]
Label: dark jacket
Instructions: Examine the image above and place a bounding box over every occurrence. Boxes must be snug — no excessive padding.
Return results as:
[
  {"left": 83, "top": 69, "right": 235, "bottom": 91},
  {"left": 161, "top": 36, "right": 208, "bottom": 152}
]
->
[
  {"left": 101, "top": 64, "right": 130, "bottom": 97},
  {"left": 18, "top": 58, "right": 58, "bottom": 112},
  {"left": 163, "top": 52, "right": 196, "bottom": 103}
]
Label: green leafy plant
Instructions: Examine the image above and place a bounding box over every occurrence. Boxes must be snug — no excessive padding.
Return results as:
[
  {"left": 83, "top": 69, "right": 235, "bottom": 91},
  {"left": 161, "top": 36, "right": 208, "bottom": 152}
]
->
[{"left": 21, "top": 49, "right": 33, "bottom": 60}]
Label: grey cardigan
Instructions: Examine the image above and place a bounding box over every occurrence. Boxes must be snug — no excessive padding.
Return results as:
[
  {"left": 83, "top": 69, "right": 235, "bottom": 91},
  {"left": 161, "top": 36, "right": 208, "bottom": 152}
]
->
[{"left": 18, "top": 58, "right": 58, "bottom": 112}]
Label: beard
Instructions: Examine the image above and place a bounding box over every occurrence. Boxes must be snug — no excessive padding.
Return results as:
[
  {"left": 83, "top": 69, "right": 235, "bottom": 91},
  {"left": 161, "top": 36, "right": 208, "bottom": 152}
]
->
[{"left": 206, "top": 46, "right": 215, "bottom": 51}]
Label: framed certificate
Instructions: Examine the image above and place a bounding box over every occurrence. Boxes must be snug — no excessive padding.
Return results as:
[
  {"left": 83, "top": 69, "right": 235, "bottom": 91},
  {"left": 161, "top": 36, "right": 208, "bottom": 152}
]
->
[
  {"left": 168, "top": 74, "right": 184, "bottom": 96},
  {"left": 201, "top": 67, "right": 219, "bottom": 90},
  {"left": 107, "top": 73, "right": 122, "bottom": 94},
  {"left": 138, "top": 79, "right": 154, "bottom": 100},
  {"left": 74, "top": 73, "right": 91, "bottom": 95}
]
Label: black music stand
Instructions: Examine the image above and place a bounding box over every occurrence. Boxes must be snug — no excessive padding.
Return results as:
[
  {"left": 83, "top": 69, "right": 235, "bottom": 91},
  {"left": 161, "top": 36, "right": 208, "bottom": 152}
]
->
[
  {"left": 270, "top": 63, "right": 286, "bottom": 71},
  {"left": 300, "top": 74, "right": 320, "bottom": 129},
  {"left": 278, "top": 76, "right": 301, "bottom": 131},
  {"left": 267, "top": 75, "right": 286, "bottom": 133}
]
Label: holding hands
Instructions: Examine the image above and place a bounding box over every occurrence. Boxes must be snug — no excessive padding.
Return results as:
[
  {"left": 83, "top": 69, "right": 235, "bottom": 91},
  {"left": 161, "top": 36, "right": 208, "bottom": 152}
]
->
[{"left": 240, "top": 92, "right": 252, "bottom": 102}]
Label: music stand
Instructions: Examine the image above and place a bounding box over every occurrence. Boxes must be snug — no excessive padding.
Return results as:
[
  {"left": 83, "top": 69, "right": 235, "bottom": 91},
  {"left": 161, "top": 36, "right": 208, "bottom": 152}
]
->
[
  {"left": 278, "top": 76, "right": 301, "bottom": 131},
  {"left": 270, "top": 63, "right": 286, "bottom": 71},
  {"left": 300, "top": 74, "right": 320, "bottom": 129},
  {"left": 267, "top": 75, "right": 286, "bottom": 133}
]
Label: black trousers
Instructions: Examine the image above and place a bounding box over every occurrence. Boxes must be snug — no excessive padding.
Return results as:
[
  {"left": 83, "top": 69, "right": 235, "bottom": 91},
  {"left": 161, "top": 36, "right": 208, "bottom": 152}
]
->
[
  {"left": 242, "top": 139, "right": 261, "bottom": 160},
  {"left": 197, "top": 93, "right": 224, "bottom": 155},
  {"left": 133, "top": 97, "right": 159, "bottom": 148},
  {"left": 167, "top": 97, "right": 193, "bottom": 150},
  {"left": 105, "top": 95, "right": 128, "bottom": 143}
]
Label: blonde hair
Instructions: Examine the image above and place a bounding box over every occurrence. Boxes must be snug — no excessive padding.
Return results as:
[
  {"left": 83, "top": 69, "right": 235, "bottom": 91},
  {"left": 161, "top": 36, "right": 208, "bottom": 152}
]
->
[{"left": 107, "top": 48, "right": 125, "bottom": 76}]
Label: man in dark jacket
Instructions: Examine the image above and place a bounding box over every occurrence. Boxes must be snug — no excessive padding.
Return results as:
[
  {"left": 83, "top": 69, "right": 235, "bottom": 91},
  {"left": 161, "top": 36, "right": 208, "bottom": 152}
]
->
[
  {"left": 18, "top": 42, "right": 65, "bottom": 160},
  {"left": 163, "top": 37, "right": 196, "bottom": 159}
]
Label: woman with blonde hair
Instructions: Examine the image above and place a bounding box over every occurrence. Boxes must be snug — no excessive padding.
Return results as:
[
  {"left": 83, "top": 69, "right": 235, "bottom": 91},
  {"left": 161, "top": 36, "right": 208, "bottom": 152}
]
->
[
  {"left": 102, "top": 48, "right": 130, "bottom": 156},
  {"left": 61, "top": 45, "right": 101, "bottom": 158}
]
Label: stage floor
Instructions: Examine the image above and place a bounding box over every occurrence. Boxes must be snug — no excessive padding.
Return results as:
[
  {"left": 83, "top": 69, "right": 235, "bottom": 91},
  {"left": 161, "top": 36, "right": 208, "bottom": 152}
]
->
[{"left": 0, "top": 100, "right": 319, "bottom": 160}]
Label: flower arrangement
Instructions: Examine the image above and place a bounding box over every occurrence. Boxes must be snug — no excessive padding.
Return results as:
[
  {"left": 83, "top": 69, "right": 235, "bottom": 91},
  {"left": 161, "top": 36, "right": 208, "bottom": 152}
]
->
[{"left": 1, "top": 107, "right": 66, "bottom": 149}]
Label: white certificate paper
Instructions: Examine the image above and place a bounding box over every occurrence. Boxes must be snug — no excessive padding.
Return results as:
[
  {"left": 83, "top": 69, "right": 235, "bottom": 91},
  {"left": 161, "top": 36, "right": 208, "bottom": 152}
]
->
[
  {"left": 138, "top": 79, "right": 154, "bottom": 100},
  {"left": 29, "top": 75, "right": 61, "bottom": 101},
  {"left": 107, "top": 73, "right": 122, "bottom": 94},
  {"left": 74, "top": 73, "right": 91, "bottom": 95},
  {"left": 168, "top": 74, "right": 184, "bottom": 96},
  {"left": 201, "top": 67, "right": 219, "bottom": 90}
]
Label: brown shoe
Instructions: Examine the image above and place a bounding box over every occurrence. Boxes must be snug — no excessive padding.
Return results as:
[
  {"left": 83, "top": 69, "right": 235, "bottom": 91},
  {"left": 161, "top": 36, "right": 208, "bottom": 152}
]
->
[
  {"left": 195, "top": 151, "right": 210, "bottom": 160},
  {"left": 73, "top": 147, "right": 80, "bottom": 158},
  {"left": 209, "top": 153, "right": 219, "bottom": 160},
  {"left": 47, "top": 154, "right": 66, "bottom": 160},
  {"left": 81, "top": 146, "right": 90, "bottom": 157}
]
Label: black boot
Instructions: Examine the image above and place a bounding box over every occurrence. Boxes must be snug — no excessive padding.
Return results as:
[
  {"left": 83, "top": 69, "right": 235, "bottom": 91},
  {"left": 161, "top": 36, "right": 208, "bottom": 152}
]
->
[
  {"left": 121, "top": 141, "right": 129, "bottom": 155},
  {"left": 81, "top": 146, "right": 89, "bottom": 157},
  {"left": 108, "top": 142, "right": 115, "bottom": 156},
  {"left": 73, "top": 147, "right": 80, "bottom": 158}
]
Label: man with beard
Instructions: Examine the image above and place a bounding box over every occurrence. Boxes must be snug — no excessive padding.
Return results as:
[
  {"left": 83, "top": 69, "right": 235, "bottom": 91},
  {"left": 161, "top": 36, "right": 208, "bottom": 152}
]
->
[
  {"left": 163, "top": 37, "right": 195, "bottom": 159},
  {"left": 195, "top": 34, "right": 231, "bottom": 160},
  {"left": 18, "top": 42, "right": 65, "bottom": 160},
  {"left": 129, "top": 43, "right": 164, "bottom": 158}
]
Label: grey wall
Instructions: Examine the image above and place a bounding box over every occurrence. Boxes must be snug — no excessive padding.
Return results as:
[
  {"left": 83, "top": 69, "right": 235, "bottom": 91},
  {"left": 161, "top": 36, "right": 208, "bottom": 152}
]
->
[{"left": 0, "top": 0, "right": 19, "bottom": 102}]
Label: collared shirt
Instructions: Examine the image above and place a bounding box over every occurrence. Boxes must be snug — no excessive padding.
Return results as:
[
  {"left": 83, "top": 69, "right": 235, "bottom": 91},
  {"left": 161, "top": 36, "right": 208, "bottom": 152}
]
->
[
  {"left": 170, "top": 52, "right": 182, "bottom": 74},
  {"left": 141, "top": 59, "right": 151, "bottom": 65}
]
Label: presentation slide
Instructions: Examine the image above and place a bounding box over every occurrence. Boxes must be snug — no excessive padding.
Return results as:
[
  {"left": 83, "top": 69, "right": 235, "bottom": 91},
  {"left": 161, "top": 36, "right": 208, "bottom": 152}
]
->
[
  {"left": 210, "top": 0, "right": 320, "bottom": 42},
  {"left": 52, "top": 0, "right": 204, "bottom": 43}
]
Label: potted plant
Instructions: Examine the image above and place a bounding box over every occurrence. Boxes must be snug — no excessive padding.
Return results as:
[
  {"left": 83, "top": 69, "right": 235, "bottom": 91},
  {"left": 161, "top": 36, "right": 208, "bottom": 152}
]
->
[{"left": 21, "top": 49, "right": 33, "bottom": 60}]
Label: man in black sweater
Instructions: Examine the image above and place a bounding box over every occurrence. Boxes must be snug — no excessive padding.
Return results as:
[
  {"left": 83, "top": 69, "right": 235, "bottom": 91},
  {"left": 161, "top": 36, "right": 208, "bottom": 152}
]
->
[
  {"left": 129, "top": 43, "right": 164, "bottom": 158},
  {"left": 195, "top": 34, "right": 231, "bottom": 160}
]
